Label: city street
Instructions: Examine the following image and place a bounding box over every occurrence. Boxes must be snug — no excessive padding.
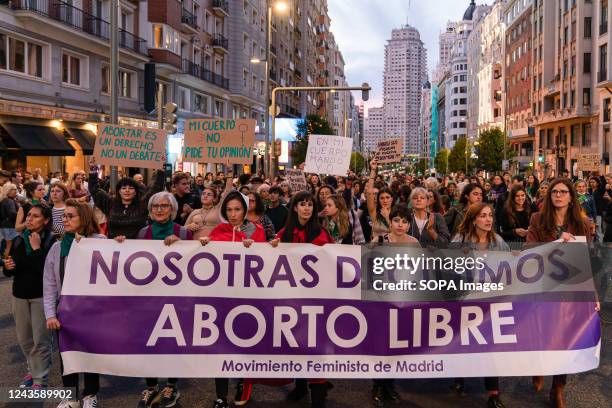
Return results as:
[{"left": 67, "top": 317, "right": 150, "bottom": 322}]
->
[{"left": 0, "top": 277, "right": 609, "bottom": 408}]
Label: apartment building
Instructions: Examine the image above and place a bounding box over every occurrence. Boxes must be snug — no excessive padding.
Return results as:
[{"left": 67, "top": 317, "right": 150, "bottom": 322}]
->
[
  {"left": 0, "top": 0, "right": 149, "bottom": 173},
  {"left": 531, "top": 0, "right": 600, "bottom": 177},
  {"left": 595, "top": 0, "right": 611, "bottom": 169},
  {"left": 364, "top": 106, "right": 384, "bottom": 155}
]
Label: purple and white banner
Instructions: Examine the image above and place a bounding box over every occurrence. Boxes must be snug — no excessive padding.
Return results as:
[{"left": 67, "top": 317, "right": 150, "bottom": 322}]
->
[{"left": 57, "top": 239, "right": 601, "bottom": 378}]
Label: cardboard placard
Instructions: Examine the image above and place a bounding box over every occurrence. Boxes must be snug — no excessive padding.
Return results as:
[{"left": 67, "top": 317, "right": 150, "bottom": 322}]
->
[
  {"left": 93, "top": 125, "right": 167, "bottom": 169},
  {"left": 374, "top": 139, "right": 403, "bottom": 164},
  {"left": 183, "top": 119, "right": 256, "bottom": 164},
  {"left": 284, "top": 168, "right": 308, "bottom": 192},
  {"left": 576, "top": 154, "right": 600, "bottom": 172},
  {"left": 304, "top": 134, "right": 353, "bottom": 176}
]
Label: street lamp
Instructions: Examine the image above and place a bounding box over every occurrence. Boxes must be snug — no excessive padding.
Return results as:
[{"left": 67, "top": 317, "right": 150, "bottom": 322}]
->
[{"left": 252, "top": 0, "right": 288, "bottom": 178}]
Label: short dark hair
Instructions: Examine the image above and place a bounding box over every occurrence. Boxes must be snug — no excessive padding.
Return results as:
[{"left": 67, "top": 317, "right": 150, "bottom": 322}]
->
[
  {"left": 269, "top": 186, "right": 282, "bottom": 195},
  {"left": 172, "top": 172, "right": 189, "bottom": 185},
  {"left": 512, "top": 175, "right": 525, "bottom": 183},
  {"left": 389, "top": 205, "right": 410, "bottom": 222}
]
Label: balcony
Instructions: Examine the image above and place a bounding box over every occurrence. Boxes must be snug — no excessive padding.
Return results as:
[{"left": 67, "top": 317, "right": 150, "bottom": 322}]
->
[
  {"left": 270, "top": 70, "right": 277, "bottom": 81},
  {"left": 181, "top": 8, "right": 198, "bottom": 32},
  {"left": 598, "top": 70, "right": 612, "bottom": 88},
  {"left": 600, "top": 22, "right": 608, "bottom": 36},
  {"left": 270, "top": 45, "right": 276, "bottom": 55},
  {"left": 6, "top": 0, "right": 147, "bottom": 55},
  {"left": 182, "top": 59, "right": 229, "bottom": 90},
  {"left": 212, "top": 0, "right": 229, "bottom": 17},
  {"left": 295, "top": 69, "right": 302, "bottom": 78},
  {"left": 212, "top": 34, "right": 228, "bottom": 53}
]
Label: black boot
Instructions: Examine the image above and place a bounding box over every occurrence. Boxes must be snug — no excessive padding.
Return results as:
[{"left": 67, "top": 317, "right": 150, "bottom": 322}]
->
[
  {"left": 371, "top": 382, "right": 385, "bottom": 408},
  {"left": 287, "top": 379, "right": 308, "bottom": 402},
  {"left": 309, "top": 383, "right": 328, "bottom": 408},
  {"left": 383, "top": 380, "right": 401, "bottom": 404}
]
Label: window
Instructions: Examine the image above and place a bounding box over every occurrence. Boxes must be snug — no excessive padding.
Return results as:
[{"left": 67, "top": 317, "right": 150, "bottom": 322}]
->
[
  {"left": 585, "top": 17, "right": 592, "bottom": 38},
  {"left": 62, "top": 53, "right": 84, "bottom": 86},
  {"left": 583, "top": 88, "right": 591, "bottom": 105},
  {"left": 193, "top": 93, "right": 209, "bottom": 114},
  {"left": 119, "top": 70, "right": 133, "bottom": 98},
  {"left": 584, "top": 52, "right": 591, "bottom": 73},
  {"left": 600, "top": 44, "right": 608, "bottom": 79},
  {"left": 571, "top": 125, "right": 579, "bottom": 147},
  {"left": 177, "top": 87, "right": 190, "bottom": 110},
  {"left": 0, "top": 34, "right": 45, "bottom": 78},
  {"left": 101, "top": 66, "right": 109, "bottom": 93},
  {"left": 582, "top": 123, "right": 592, "bottom": 146},
  {"left": 214, "top": 100, "right": 225, "bottom": 117},
  {"left": 151, "top": 24, "right": 180, "bottom": 55}
]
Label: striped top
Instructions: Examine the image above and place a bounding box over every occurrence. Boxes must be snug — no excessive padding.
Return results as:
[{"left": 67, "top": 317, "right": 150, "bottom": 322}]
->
[{"left": 51, "top": 206, "right": 65, "bottom": 238}]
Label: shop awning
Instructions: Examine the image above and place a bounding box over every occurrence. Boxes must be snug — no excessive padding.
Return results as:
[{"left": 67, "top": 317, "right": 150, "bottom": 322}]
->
[
  {"left": 0, "top": 123, "right": 75, "bottom": 156},
  {"left": 65, "top": 128, "right": 96, "bottom": 155}
]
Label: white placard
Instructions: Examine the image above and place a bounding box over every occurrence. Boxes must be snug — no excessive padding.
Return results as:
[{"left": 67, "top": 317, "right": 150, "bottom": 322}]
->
[{"left": 304, "top": 134, "right": 353, "bottom": 176}]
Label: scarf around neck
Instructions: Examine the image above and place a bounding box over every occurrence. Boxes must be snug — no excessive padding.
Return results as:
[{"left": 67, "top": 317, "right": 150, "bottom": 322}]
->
[
  {"left": 152, "top": 220, "right": 175, "bottom": 240},
  {"left": 60, "top": 232, "right": 75, "bottom": 257}
]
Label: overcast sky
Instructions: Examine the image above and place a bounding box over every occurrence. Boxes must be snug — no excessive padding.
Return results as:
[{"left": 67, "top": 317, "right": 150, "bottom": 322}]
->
[{"left": 327, "top": 0, "right": 472, "bottom": 112}]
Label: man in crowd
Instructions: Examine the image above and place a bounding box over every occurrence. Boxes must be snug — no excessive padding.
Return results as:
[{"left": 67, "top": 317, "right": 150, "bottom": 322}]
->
[
  {"left": 265, "top": 186, "right": 288, "bottom": 232},
  {"left": 172, "top": 172, "right": 201, "bottom": 225}
]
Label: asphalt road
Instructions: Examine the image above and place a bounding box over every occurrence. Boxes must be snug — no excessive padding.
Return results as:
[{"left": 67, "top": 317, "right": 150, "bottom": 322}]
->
[{"left": 0, "top": 276, "right": 610, "bottom": 408}]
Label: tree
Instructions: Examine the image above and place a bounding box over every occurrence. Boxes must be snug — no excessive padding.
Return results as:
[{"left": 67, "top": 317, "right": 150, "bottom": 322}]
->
[
  {"left": 474, "top": 128, "right": 515, "bottom": 172},
  {"left": 415, "top": 158, "right": 428, "bottom": 175},
  {"left": 291, "top": 114, "right": 335, "bottom": 165},
  {"left": 349, "top": 151, "right": 366, "bottom": 174},
  {"left": 448, "top": 136, "right": 471, "bottom": 173},
  {"left": 434, "top": 149, "right": 450, "bottom": 174}
]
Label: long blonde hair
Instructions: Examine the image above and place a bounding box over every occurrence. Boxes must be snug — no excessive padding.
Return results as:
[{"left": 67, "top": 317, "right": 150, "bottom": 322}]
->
[{"left": 324, "top": 195, "right": 350, "bottom": 239}]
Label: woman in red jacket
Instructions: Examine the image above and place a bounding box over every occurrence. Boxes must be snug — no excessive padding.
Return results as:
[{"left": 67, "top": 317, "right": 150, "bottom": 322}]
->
[
  {"left": 200, "top": 191, "right": 275, "bottom": 408},
  {"left": 276, "top": 191, "right": 332, "bottom": 408}
]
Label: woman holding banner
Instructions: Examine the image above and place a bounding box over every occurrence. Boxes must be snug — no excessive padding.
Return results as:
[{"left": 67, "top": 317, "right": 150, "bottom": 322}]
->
[
  {"left": 3, "top": 203, "right": 55, "bottom": 388},
  {"left": 88, "top": 159, "right": 165, "bottom": 239},
  {"left": 113, "top": 191, "right": 194, "bottom": 408},
  {"left": 276, "top": 190, "right": 333, "bottom": 408},
  {"left": 200, "top": 190, "right": 278, "bottom": 408},
  {"left": 43, "top": 199, "right": 105, "bottom": 408},
  {"left": 527, "top": 178, "right": 596, "bottom": 408},
  {"left": 450, "top": 202, "right": 509, "bottom": 408},
  {"left": 321, "top": 194, "right": 365, "bottom": 245}
]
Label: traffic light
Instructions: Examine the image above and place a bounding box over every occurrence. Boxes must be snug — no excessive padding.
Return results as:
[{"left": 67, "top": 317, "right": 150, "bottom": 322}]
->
[
  {"left": 361, "top": 82, "right": 370, "bottom": 101},
  {"left": 164, "top": 102, "right": 178, "bottom": 134},
  {"left": 538, "top": 148, "right": 544, "bottom": 163},
  {"left": 274, "top": 139, "right": 282, "bottom": 157}
]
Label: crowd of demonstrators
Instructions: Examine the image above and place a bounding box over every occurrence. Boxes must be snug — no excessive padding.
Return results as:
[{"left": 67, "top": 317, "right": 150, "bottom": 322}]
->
[{"left": 0, "top": 161, "right": 608, "bottom": 408}]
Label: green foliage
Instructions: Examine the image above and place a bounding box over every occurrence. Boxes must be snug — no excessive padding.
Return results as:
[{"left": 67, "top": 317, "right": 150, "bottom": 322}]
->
[
  {"left": 474, "top": 128, "right": 515, "bottom": 172},
  {"left": 291, "top": 115, "right": 335, "bottom": 164},
  {"left": 434, "top": 149, "right": 450, "bottom": 174},
  {"left": 448, "top": 136, "right": 471, "bottom": 173},
  {"left": 350, "top": 151, "right": 366, "bottom": 174},
  {"left": 415, "top": 158, "right": 428, "bottom": 175}
]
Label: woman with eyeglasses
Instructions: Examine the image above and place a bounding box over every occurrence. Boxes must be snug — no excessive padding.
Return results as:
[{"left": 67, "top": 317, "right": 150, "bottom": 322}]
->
[
  {"left": 88, "top": 158, "right": 165, "bottom": 239},
  {"left": 275, "top": 191, "right": 332, "bottom": 408},
  {"left": 15, "top": 181, "right": 47, "bottom": 233},
  {"left": 200, "top": 191, "right": 276, "bottom": 408},
  {"left": 118, "top": 192, "right": 193, "bottom": 408},
  {"left": 4, "top": 204, "right": 55, "bottom": 389},
  {"left": 185, "top": 173, "right": 233, "bottom": 240},
  {"left": 527, "top": 178, "right": 597, "bottom": 408},
  {"left": 43, "top": 199, "right": 105, "bottom": 408},
  {"left": 444, "top": 183, "right": 484, "bottom": 237}
]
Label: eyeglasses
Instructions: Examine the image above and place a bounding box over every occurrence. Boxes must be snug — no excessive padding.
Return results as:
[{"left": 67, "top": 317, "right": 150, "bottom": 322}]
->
[
  {"left": 202, "top": 192, "right": 214, "bottom": 197},
  {"left": 62, "top": 213, "right": 79, "bottom": 220},
  {"left": 152, "top": 204, "right": 172, "bottom": 211},
  {"left": 551, "top": 189, "right": 570, "bottom": 196}
]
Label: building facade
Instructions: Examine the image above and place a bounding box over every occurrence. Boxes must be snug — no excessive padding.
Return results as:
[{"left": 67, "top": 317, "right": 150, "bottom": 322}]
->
[
  {"left": 364, "top": 106, "right": 384, "bottom": 156},
  {"left": 382, "top": 24, "right": 427, "bottom": 155}
]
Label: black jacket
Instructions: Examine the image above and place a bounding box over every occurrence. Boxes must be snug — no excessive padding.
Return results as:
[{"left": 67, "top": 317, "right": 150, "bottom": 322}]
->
[
  {"left": 0, "top": 198, "right": 18, "bottom": 228},
  {"left": 3, "top": 230, "right": 55, "bottom": 299}
]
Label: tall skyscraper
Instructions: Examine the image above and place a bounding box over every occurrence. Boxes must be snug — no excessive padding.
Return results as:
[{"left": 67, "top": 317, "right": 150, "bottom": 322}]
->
[
  {"left": 383, "top": 25, "right": 428, "bottom": 155},
  {"left": 364, "top": 107, "right": 385, "bottom": 155}
]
